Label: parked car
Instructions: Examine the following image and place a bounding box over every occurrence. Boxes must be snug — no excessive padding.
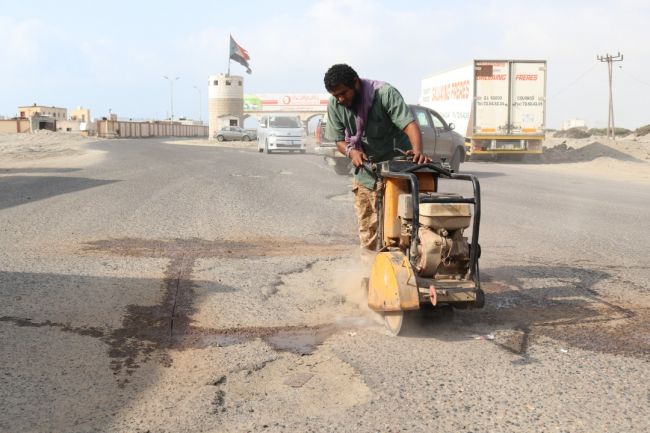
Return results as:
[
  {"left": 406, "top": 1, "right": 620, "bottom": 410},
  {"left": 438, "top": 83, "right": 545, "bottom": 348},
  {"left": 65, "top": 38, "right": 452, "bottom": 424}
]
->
[
  {"left": 257, "top": 114, "right": 306, "bottom": 154},
  {"left": 215, "top": 126, "right": 256, "bottom": 142},
  {"left": 411, "top": 105, "right": 466, "bottom": 171},
  {"left": 315, "top": 105, "right": 466, "bottom": 174}
]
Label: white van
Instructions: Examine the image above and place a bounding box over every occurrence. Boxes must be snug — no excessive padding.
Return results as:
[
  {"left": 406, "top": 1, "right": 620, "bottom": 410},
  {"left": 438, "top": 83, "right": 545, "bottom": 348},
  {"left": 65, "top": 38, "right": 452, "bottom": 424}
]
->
[{"left": 257, "top": 114, "right": 306, "bottom": 154}]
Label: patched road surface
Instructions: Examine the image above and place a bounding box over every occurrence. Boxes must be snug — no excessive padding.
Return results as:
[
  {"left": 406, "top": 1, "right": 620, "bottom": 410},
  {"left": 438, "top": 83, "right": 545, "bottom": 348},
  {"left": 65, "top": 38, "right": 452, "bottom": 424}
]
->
[{"left": 1, "top": 139, "right": 649, "bottom": 432}]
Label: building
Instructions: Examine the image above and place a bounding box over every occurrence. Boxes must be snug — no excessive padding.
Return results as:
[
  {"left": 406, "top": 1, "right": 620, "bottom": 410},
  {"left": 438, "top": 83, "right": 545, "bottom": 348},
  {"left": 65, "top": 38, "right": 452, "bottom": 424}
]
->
[
  {"left": 18, "top": 104, "right": 67, "bottom": 121},
  {"left": 208, "top": 73, "right": 244, "bottom": 139},
  {"left": 70, "top": 107, "right": 91, "bottom": 122},
  {"left": 561, "top": 118, "right": 587, "bottom": 131}
]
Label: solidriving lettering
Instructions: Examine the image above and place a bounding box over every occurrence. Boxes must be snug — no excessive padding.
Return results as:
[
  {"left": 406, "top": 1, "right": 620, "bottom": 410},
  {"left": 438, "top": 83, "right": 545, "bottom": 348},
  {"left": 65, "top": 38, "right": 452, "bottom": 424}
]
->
[{"left": 429, "top": 80, "right": 470, "bottom": 102}]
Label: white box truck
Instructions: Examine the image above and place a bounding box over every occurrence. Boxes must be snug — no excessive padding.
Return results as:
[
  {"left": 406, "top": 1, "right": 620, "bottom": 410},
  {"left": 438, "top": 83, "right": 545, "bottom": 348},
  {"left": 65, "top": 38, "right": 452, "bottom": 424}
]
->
[{"left": 420, "top": 60, "right": 546, "bottom": 157}]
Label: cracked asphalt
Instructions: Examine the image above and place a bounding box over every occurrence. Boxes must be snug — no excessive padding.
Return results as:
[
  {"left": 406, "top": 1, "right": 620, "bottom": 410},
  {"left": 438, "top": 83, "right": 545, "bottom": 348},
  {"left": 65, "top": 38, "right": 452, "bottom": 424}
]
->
[{"left": 1, "top": 138, "right": 649, "bottom": 432}]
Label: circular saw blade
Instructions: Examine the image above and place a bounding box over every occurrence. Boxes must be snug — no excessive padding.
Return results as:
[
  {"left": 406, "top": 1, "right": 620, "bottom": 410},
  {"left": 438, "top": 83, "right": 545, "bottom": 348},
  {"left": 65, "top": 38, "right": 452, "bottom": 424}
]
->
[{"left": 384, "top": 311, "right": 404, "bottom": 336}]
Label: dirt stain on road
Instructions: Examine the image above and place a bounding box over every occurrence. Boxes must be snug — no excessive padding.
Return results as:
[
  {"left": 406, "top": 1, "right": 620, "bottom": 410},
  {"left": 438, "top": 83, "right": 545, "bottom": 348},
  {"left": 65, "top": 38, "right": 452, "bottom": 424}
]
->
[
  {"left": 80, "top": 237, "right": 351, "bottom": 385},
  {"left": 460, "top": 265, "right": 650, "bottom": 359},
  {"left": 0, "top": 316, "right": 104, "bottom": 338}
]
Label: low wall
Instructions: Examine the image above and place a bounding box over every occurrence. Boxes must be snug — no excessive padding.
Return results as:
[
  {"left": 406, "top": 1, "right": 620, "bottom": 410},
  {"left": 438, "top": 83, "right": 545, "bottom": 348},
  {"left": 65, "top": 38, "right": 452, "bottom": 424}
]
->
[
  {"left": 97, "top": 120, "right": 208, "bottom": 138},
  {"left": 0, "top": 119, "right": 31, "bottom": 133}
]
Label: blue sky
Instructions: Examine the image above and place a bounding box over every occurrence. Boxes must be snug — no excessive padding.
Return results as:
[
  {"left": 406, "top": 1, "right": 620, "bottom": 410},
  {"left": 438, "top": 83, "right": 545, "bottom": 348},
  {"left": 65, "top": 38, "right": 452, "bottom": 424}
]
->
[{"left": 1, "top": 0, "right": 648, "bottom": 128}]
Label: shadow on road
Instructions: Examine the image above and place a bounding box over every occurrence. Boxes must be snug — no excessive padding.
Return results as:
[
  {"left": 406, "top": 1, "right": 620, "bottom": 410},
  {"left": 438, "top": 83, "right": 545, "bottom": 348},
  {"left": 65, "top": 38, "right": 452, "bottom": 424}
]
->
[
  {"left": 0, "top": 268, "right": 240, "bottom": 431},
  {"left": 0, "top": 167, "right": 83, "bottom": 174},
  {"left": 0, "top": 176, "right": 119, "bottom": 210},
  {"left": 0, "top": 235, "right": 356, "bottom": 431}
]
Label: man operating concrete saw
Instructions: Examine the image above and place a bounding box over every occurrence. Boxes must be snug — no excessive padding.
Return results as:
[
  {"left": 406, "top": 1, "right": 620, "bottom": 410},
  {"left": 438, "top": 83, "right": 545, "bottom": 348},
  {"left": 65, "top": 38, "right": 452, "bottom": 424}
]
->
[{"left": 323, "top": 63, "right": 430, "bottom": 254}]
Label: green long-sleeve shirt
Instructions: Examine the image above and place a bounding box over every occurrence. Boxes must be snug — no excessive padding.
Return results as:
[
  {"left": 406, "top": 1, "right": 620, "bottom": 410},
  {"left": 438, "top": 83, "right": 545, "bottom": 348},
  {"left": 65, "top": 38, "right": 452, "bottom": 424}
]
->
[{"left": 324, "top": 83, "right": 414, "bottom": 188}]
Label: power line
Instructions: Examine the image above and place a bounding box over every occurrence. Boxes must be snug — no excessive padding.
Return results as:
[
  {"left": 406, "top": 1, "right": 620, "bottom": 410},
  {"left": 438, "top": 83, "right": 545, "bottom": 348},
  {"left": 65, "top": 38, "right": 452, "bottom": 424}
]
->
[
  {"left": 618, "top": 67, "right": 650, "bottom": 88},
  {"left": 548, "top": 63, "right": 599, "bottom": 100}
]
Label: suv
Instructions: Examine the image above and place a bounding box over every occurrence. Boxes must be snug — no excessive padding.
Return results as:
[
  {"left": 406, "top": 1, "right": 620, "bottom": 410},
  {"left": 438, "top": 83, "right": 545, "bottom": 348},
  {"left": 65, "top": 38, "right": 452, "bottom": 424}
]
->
[
  {"left": 315, "top": 105, "right": 466, "bottom": 174},
  {"left": 257, "top": 114, "right": 306, "bottom": 154}
]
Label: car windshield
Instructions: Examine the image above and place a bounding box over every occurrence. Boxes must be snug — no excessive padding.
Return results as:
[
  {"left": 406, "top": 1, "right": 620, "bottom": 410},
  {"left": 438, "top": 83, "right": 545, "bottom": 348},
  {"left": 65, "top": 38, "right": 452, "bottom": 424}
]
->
[{"left": 269, "top": 116, "right": 301, "bottom": 128}]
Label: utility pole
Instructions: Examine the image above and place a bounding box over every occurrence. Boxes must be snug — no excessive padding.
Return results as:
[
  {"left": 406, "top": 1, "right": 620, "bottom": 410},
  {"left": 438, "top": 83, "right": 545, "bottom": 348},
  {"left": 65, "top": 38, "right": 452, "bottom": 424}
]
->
[
  {"left": 163, "top": 76, "right": 180, "bottom": 122},
  {"left": 597, "top": 52, "right": 623, "bottom": 140}
]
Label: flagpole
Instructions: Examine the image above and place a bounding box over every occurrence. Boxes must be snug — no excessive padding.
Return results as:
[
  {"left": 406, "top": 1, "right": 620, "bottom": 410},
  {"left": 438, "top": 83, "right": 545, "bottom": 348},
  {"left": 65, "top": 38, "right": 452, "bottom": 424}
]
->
[{"left": 228, "top": 58, "right": 231, "bottom": 76}]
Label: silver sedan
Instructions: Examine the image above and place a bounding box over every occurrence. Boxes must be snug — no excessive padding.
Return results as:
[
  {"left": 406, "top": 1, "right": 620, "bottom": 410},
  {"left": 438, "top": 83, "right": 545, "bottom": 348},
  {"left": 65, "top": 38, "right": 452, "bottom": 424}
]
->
[{"left": 215, "top": 126, "right": 257, "bottom": 142}]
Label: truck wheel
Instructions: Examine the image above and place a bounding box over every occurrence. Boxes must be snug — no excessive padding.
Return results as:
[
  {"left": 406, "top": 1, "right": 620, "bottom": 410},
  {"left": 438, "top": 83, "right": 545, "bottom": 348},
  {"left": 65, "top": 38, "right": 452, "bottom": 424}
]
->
[
  {"left": 265, "top": 140, "right": 272, "bottom": 154},
  {"left": 242, "top": 135, "right": 250, "bottom": 141},
  {"left": 451, "top": 148, "right": 462, "bottom": 172}
]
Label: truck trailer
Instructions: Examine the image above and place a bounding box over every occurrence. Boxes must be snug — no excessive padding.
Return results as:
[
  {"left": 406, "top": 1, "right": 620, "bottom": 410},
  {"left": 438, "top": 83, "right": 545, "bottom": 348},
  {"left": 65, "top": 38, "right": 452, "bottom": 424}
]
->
[{"left": 420, "top": 60, "right": 547, "bottom": 157}]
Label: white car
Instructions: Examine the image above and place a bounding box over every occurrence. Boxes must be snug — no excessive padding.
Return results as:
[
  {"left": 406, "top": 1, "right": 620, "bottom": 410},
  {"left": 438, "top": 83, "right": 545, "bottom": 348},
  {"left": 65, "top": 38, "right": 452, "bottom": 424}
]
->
[{"left": 257, "top": 115, "right": 306, "bottom": 154}]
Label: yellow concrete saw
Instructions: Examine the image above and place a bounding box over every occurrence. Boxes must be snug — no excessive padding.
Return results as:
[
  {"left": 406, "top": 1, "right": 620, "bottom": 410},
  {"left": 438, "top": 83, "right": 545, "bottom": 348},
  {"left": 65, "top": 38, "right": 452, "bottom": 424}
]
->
[{"left": 360, "top": 160, "right": 484, "bottom": 335}]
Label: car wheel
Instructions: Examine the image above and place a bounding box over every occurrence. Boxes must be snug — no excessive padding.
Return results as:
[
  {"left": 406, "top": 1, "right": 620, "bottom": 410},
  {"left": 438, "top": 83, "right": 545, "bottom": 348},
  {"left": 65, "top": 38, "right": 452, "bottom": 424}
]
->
[
  {"left": 216, "top": 135, "right": 224, "bottom": 142},
  {"left": 242, "top": 135, "right": 250, "bottom": 142},
  {"left": 450, "top": 148, "right": 462, "bottom": 173}
]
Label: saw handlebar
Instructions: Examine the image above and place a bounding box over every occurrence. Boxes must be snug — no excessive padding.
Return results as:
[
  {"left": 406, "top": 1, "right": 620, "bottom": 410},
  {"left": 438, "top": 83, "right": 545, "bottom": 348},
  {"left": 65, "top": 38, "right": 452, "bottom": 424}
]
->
[{"left": 354, "top": 161, "right": 377, "bottom": 176}]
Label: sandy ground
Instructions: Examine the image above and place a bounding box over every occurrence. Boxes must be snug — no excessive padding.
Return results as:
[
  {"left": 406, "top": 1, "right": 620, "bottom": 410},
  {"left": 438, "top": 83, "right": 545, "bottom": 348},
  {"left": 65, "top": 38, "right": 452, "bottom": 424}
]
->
[
  {"left": 1, "top": 132, "right": 648, "bottom": 183},
  {"left": 531, "top": 135, "right": 650, "bottom": 183},
  {"left": 0, "top": 130, "right": 106, "bottom": 171}
]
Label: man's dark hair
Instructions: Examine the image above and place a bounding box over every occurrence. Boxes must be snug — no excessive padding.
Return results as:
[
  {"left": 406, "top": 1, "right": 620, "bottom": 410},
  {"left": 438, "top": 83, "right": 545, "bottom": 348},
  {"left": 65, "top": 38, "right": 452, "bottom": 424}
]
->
[{"left": 324, "top": 64, "right": 359, "bottom": 92}]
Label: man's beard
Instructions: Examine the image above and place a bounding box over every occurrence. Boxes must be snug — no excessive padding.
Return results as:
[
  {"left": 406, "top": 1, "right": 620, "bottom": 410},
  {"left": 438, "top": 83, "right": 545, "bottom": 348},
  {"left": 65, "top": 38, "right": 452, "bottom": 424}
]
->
[{"left": 351, "top": 88, "right": 361, "bottom": 111}]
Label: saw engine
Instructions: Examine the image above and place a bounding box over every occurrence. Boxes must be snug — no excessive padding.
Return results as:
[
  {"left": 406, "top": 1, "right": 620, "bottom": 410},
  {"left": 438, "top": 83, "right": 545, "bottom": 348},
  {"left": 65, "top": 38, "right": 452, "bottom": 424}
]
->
[{"left": 397, "top": 192, "right": 471, "bottom": 279}]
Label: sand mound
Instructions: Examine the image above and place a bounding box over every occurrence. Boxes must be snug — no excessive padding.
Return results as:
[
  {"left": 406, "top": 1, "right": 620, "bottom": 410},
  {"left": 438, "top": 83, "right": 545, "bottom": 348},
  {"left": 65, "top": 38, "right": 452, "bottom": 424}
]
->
[
  {"left": 0, "top": 132, "right": 105, "bottom": 169},
  {"left": 541, "top": 136, "right": 650, "bottom": 164},
  {"left": 542, "top": 141, "right": 642, "bottom": 163}
]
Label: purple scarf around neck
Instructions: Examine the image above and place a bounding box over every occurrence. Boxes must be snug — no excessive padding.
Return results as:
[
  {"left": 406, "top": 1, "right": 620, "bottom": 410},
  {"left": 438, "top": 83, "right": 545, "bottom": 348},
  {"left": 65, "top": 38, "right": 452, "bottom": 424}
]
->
[{"left": 344, "top": 78, "right": 385, "bottom": 156}]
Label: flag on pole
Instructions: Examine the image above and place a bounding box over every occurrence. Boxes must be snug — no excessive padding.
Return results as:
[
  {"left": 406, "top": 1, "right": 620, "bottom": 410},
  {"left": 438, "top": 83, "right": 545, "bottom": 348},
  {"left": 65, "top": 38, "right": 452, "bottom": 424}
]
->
[{"left": 229, "top": 35, "right": 252, "bottom": 74}]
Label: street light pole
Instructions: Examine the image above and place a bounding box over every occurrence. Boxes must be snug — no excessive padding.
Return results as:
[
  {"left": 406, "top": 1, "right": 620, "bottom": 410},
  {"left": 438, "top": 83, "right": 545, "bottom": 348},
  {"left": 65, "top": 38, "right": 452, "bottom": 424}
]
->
[
  {"left": 163, "top": 76, "right": 180, "bottom": 122},
  {"left": 193, "top": 85, "right": 202, "bottom": 123}
]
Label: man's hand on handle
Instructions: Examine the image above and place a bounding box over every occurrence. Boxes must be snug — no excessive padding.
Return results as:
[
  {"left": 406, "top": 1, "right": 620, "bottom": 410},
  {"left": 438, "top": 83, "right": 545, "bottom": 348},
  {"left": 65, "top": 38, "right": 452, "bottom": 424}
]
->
[
  {"left": 403, "top": 121, "right": 430, "bottom": 164},
  {"left": 349, "top": 149, "right": 368, "bottom": 167},
  {"left": 406, "top": 149, "right": 431, "bottom": 164}
]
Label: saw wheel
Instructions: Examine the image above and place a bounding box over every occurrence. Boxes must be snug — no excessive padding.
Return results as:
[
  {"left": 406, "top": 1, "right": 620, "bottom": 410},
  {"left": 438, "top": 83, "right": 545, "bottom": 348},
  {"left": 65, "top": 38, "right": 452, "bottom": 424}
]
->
[{"left": 383, "top": 311, "right": 404, "bottom": 336}]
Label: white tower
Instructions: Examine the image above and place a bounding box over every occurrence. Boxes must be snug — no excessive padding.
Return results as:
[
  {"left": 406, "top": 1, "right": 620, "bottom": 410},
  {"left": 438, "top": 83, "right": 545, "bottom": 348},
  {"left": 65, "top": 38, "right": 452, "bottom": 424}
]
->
[{"left": 208, "top": 74, "right": 244, "bottom": 139}]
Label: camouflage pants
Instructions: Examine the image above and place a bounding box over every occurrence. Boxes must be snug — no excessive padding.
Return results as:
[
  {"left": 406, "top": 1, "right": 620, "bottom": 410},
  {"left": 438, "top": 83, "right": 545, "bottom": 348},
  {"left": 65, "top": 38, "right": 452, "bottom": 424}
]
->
[{"left": 352, "top": 179, "right": 383, "bottom": 250}]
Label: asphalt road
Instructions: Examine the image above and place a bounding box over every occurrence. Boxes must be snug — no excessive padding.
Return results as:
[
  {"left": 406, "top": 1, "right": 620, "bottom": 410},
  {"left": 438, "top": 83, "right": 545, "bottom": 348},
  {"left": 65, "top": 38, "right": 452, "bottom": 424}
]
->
[{"left": 1, "top": 139, "right": 649, "bottom": 433}]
